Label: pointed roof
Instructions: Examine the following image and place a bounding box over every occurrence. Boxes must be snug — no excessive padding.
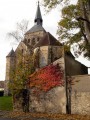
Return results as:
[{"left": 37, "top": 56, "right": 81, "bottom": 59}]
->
[
  {"left": 34, "top": 1, "right": 43, "bottom": 26},
  {"left": 6, "top": 49, "right": 15, "bottom": 57},
  {"left": 25, "top": 2, "right": 45, "bottom": 35},
  {"left": 34, "top": 32, "right": 62, "bottom": 48}
]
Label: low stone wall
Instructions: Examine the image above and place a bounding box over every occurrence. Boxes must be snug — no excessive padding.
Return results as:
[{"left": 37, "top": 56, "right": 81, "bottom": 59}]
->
[
  {"left": 13, "top": 96, "right": 23, "bottom": 112},
  {"left": 13, "top": 89, "right": 29, "bottom": 112},
  {"left": 13, "top": 90, "right": 23, "bottom": 112},
  {"left": 29, "top": 86, "right": 66, "bottom": 113},
  {"left": 71, "top": 92, "right": 90, "bottom": 115},
  {"left": 13, "top": 87, "right": 66, "bottom": 113},
  {"left": 71, "top": 75, "right": 90, "bottom": 115}
]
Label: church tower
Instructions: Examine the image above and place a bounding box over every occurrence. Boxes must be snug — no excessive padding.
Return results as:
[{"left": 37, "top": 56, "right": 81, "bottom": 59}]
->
[
  {"left": 24, "top": 1, "right": 46, "bottom": 47},
  {"left": 4, "top": 49, "right": 16, "bottom": 96}
]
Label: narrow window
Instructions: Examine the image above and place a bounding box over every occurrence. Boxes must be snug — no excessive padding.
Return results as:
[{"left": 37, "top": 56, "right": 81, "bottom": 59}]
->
[
  {"left": 37, "top": 37, "right": 39, "bottom": 42},
  {"left": 32, "top": 38, "right": 35, "bottom": 45},
  {"left": 28, "top": 39, "right": 30, "bottom": 43}
]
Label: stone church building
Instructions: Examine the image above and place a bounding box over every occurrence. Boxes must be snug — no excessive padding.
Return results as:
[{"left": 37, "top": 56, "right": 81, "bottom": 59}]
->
[{"left": 4, "top": 2, "right": 90, "bottom": 114}]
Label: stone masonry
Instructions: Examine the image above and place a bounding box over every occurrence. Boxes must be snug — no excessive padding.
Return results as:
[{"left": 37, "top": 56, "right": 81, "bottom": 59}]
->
[{"left": 71, "top": 75, "right": 90, "bottom": 115}]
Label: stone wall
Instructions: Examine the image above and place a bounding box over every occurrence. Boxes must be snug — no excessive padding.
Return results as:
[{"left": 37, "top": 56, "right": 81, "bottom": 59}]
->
[
  {"left": 25, "top": 30, "right": 45, "bottom": 46},
  {"left": 51, "top": 46, "right": 64, "bottom": 62},
  {"left": 53, "top": 57, "right": 65, "bottom": 69},
  {"left": 13, "top": 86, "right": 66, "bottom": 113},
  {"left": 71, "top": 75, "right": 90, "bottom": 115},
  {"left": 28, "top": 57, "right": 66, "bottom": 113},
  {"left": 13, "top": 89, "right": 29, "bottom": 112},
  {"left": 39, "top": 46, "right": 48, "bottom": 67},
  {"left": 29, "top": 86, "right": 66, "bottom": 113},
  {"left": 37, "top": 46, "right": 64, "bottom": 68},
  {"left": 71, "top": 92, "right": 90, "bottom": 115},
  {"left": 13, "top": 94, "right": 23, "bottom": 112},
  {"left": 13, "top": 57, "right": 66, "bottom": 113}
]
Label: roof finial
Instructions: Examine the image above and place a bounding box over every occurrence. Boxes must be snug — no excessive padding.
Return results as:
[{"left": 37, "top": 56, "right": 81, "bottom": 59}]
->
[{"left": 38, "top": 1, "right": 39, "bottom": 5}]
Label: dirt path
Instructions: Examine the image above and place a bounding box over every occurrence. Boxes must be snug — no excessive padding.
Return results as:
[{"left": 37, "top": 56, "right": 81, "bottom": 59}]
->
[
  {"left": 1, "top": 110, "right": 90, "bottom": 120},
  {"left": 0, "top": 118, "right": 13, "bottom": 120}
]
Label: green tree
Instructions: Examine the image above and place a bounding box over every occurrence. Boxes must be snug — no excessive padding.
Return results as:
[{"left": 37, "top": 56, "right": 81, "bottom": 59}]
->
[
  {"left": 42, "top": 0, "right": 90, "bottom": 57},
  {"left": 9, "top": 51, "right": 35, "bottom": 94},
  {"left": 7, "top": 19, "right": 35, "bottom": 93},
  {"left": 42, "top": 0, "right": 69, "bottom": 10}
]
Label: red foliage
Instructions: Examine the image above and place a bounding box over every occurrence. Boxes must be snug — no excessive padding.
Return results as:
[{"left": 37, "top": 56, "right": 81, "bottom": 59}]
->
[{"left": 28, "top": 64, "right": 64, "bottom": 92}]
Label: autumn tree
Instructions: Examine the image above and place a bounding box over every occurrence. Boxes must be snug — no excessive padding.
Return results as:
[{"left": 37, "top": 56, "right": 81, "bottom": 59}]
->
[{"left": 42, "top": 0, "right": 90, "bottom": 57}]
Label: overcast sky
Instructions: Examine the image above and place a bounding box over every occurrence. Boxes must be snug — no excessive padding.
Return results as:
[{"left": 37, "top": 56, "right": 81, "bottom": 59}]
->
[{"left": 0, "top": 0, "right": 90, "bottom": 80}]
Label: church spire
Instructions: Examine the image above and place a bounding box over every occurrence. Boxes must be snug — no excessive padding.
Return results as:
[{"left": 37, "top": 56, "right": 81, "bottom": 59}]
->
[{"left": 34, "top": 1, "right": 43, "bottom": 26}]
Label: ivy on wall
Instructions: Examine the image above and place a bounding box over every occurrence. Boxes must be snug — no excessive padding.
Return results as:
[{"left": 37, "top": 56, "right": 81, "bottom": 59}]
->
[{"left": 28, "top": 64, "right": 64, "bottom": 93}]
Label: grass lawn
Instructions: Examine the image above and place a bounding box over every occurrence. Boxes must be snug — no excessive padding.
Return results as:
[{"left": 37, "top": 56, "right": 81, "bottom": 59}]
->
[{"left": 0, "top": 96, "right": 13, "bottom": 111}]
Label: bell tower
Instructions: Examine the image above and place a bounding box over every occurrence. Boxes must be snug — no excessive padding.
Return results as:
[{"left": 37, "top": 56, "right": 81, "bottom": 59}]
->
[{"left": 24, "top": 1, "right": 46, "bottom": 47}]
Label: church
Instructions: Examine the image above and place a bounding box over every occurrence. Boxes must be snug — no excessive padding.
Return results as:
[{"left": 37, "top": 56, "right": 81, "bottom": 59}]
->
[{"left": 4, "top": 2, "right": 90, "bottom": 114}]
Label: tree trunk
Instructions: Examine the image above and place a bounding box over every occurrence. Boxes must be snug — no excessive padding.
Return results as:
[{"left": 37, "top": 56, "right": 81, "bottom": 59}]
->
[{"left": 80, "top": 0, "right": 90, "bottom": 43}]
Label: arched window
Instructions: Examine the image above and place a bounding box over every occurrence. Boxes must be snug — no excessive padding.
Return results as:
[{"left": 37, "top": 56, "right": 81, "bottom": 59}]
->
[
  {"left": 31, "top": 38, "right": 35, "bottom": 45},
  {"left": 28, "top": 39, "right": 30, "bottom": 43},
  {"left": 37, "top": 37, "right": 39, "bottom": 42},
  {"left": 22, "top": 49, "right": 24, "bottom": 54}
]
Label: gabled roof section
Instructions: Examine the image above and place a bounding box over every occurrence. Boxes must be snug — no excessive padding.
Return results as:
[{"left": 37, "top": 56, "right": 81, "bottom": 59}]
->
[
  {"left": 25, "top": 24, "right": 46, "bottom": 35},
  {"left": 6, "top": 49, "right": 15, "bottom": 57},
  {"left": 34, "top": 32, "right": 62, "bottom": 48}
]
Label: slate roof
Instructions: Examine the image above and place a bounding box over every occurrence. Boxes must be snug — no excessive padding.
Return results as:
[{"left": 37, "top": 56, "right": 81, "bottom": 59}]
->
[
  {"left": 6, "top": 49, "right": 15, "bottom": 57},
  {"left": 34, "top": 1, "right": 43, "bottom": 25},
  {"left": 34, "top": 32, "right": 62, "bottom": 48},
  {"left": 25, "top": 24, "right": 46, "bottom": 34},
  {"left": 25, "top": 2, "right": 44, "bottom": 35}
]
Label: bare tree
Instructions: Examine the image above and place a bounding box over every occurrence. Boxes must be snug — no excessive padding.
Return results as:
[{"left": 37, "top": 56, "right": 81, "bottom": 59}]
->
[{"left": 8, "top": 19, "right": 29, "bottom": 44}]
